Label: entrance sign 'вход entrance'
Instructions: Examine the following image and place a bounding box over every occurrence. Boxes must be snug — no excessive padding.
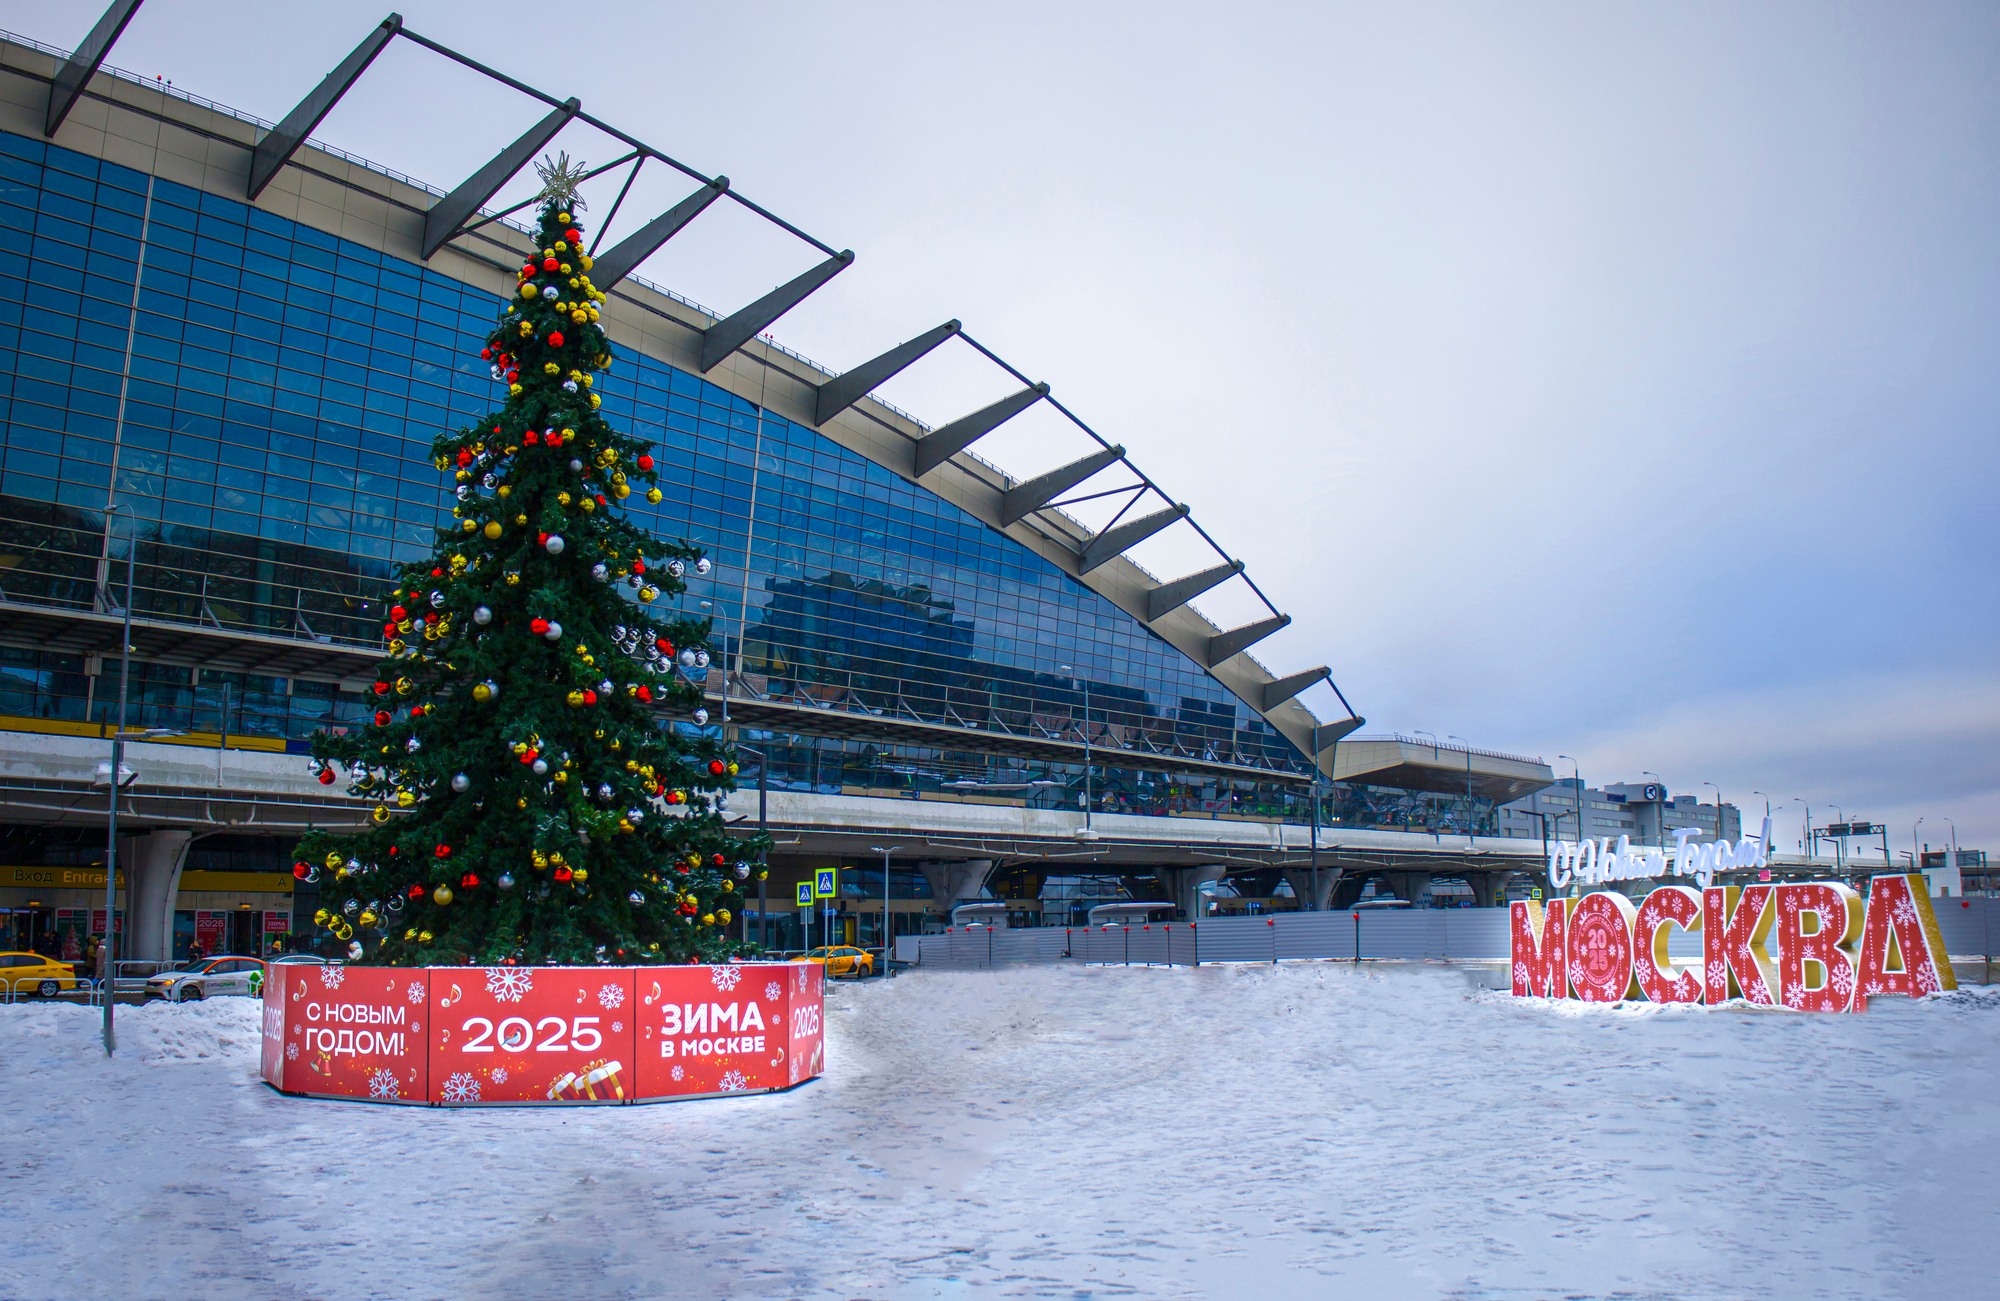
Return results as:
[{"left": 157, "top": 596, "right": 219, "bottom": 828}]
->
[{"left": 1511, "top": 873, "right": 1956, "bottom": 1011}]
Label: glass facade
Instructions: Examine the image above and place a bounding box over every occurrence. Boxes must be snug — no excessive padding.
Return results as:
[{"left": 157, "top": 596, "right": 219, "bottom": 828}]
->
[{"left": 0, "top": 128, "right": 1320, "bottom": 808}]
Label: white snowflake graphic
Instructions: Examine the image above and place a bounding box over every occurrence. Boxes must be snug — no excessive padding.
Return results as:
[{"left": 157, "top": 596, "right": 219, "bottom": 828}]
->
[
  {"left": 484, "top": 967, "right": 534, "bottom": 1003},
  {"left": 1831, "top": 964, "right": 1855, "bottom": 999},
  {"left": 368, "top": 1069, "right": 400, "bottom": 1100},
  {"left": 1567, "top": 961, "right": 1586, "bottom": 989},
  {"left": 407, "top": 980, "right": 426, "bottom": 1003},
  {"left": 491, "top": 1067, "right": 509, "bottom": 1084},
  {"left": 670, "top": 1064, "right": 685, "bottom": 1081},
  {"left": 318, "top": 965, "right": 346, "bottom": 990},
  {"left": 765, "top": 981, "right": 782, "bottom": 1002},
  {"left": 597, "top": 983, "right": 625, "bottom": 1009},
  {"left": 1784, "top": 984, "right": 1806, "bottom": 1009},
  {"left": 285, "top": 1043, "right": 299, "bottom": 1061},
  {"left": 1706, "top": 959, "right": 1727, "bottom": 990},
  {"left": 709, "top": 965, "right": 742, "bottom": 993},
  {"left": 440, "top": 1072, "right": 481, "bottom": 1104},
  {"left": 612, "top": 1020, "right": 623, "bottom": 1033},
  {"left": 1892, "top": 899, "right": 1919, "bottom": 927},
  {"left": 795, "top": 966, "right": 808, "bottom": 993},
  {"left": 719, "top": 1070, "right": 747, "bottom": 1092},
  {"left": 1916, "top": 965, "right": 1941, "bottom": 995}
]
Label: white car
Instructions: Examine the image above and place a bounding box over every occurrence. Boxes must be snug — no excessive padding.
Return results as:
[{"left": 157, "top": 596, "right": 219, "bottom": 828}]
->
[{"left": 145, "top": 956, "right": 266, "bottom": 1002}]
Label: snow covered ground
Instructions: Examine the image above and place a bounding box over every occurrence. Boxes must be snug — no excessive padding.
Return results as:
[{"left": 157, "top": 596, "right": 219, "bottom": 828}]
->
[{"left": 4, "top": 964, "right": 1997, "bottom": 1300}]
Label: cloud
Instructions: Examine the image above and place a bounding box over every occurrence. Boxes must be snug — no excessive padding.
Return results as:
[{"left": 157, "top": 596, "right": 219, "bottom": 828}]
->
[{"left": 1568, "top": 670, "right": 2000, "bottom": 853}]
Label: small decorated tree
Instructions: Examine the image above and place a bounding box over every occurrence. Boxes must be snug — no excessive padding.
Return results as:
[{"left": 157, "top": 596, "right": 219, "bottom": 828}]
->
[{"left": 295, "top": 157, "right": 763, "bottom": 966}]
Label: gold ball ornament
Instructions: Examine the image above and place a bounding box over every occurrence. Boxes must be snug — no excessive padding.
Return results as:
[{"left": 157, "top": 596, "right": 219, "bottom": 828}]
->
[
  {"left": 647, "top": 488, "right": 662, "bottom": 504},
  {"left": 571, "top": 867, "right": 588, "bottom": 883},
  {"left": 359, "top": 909, "right": 379, "bottom": 928},
  {"left": 717, "top": 908, "right": 731, "bottom": 925},
  {"left": 483, "top": 521, "right": 502, "bottom": 540},
  {"left": 433, "top": 884, "right": 454, "bottom": 906},
  {"left": 371, "top": 805, "right": 390, "bottom": 824},
  {"left": 418, "top": 930, "right": 433, "bottom": 944},
  {"left": 396, "top": 789, "right": 416, "bottom": 808},
  {"left": 324, "top": 851, "right": 343, "bottom": 869}
]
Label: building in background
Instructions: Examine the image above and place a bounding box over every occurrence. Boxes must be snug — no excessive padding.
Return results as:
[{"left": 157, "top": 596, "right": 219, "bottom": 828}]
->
[{"left": 1499, "top": 779, "right": 1740, "bottom": 847}]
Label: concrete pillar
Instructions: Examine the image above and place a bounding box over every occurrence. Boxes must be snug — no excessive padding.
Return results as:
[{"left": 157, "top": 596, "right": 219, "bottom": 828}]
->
[
  {"left": 1154, "top": 864, "right": 1226, "bottom": 921},
  {"left": 1280, "top": 867, "right": 1339, "bottom": 912},
  {"left": 1384, "top": 870, "right": 1431, "bottom": 905},
  {"left": 124, "top": 829, "right": 193, "bottom": 962},
  {"left": 1468, "top": 873, "right": 1504, "bottom": 908},
  {"left": 918, "top": 859, "right": 995, "bottom": 910}
]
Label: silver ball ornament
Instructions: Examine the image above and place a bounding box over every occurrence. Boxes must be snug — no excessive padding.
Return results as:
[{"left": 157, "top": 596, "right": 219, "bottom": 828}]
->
[
  {"left": 497, "top": 872, "right": 516, "bottom": 890},
  {"left": 531, "top": 758, "right": 549, "bottom": 775},
  {"left": 451, "top": 773, "right": 471, "bottom": 792},
  {"left": 694, "top": 557, "right": 712, "bottom": 576},
  {"left": 473, "top": 606, "right": 492, "bottom": 625},
  {"left": 544, "top": 535, "right": 565, "bottom": 555}
]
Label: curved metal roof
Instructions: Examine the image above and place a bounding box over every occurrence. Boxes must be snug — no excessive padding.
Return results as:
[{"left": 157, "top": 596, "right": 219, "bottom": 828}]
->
[{"left": 28, "top": 3, "right": 1364, "bottom": 775}]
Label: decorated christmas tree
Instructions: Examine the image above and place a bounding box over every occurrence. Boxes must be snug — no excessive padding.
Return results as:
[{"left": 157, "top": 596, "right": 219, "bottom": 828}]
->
[{"left": 295, "top": 156, "right": 763, "bottom": 966}]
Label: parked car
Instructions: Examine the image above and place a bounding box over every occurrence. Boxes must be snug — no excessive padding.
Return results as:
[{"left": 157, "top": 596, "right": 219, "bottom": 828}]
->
[
  {"left": 0, "top": 952, "right": 78, "bottom": 998},
  {"left": 795, "top": 946, "right": 875, "bottom": 978},
  {"left": 268, "top": 954, "right": 330, "bottom": 965},
  {"left": 145, "top": 956, "right": 266, "bottom": 1002}
]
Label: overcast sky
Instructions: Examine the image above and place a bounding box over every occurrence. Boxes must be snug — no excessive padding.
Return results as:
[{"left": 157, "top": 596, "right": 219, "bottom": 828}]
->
[{"left": 18, "top": 1, "right": 1998, "bottom": 854}]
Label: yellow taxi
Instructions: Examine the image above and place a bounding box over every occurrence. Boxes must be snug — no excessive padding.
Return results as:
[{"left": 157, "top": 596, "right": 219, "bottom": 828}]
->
[
  {"left": 795, "top": 945, "right": 875, "bottom": 978},
  {"left": 0, "top": 952, "right": 78, "bottom": 998}
]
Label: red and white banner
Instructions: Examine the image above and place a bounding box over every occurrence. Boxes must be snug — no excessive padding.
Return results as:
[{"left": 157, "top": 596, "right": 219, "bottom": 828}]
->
[
  {"left": 261, "top": 962, "right": 821, "bottom": 1105},
  {"left": 260, "top": 962, "right": 430, "bottom": 1103},
  {"left": 1511, "top": 873, "right": 1957, "bottom": 1012},
  {"left": 633, "top": 959, "right": 824, "bottom": 1099}
]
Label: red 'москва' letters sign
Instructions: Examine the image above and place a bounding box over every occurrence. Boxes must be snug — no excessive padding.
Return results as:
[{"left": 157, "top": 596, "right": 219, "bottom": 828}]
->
[{"left": 1511, "top": 873, "right": 1956, "bottom": 1011}]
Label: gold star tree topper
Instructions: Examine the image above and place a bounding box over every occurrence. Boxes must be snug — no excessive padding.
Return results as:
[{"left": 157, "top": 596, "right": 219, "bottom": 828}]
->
[{"left": 533, "top": 151, "right": 590, "bottom": 209}]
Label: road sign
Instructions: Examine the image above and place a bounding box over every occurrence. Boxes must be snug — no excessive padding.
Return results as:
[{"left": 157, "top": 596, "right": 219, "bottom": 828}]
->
[
  {"left": 795, "top": 882, "right": 812, "bottom": 908},
  {"left": 813, "top": 867, "right": 837, "bottom": 899}
]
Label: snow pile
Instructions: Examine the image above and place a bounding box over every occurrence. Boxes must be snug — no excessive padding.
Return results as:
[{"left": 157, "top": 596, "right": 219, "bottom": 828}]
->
[{"left": 4, "top": 966, "right": 1998, "bottom": 1300}]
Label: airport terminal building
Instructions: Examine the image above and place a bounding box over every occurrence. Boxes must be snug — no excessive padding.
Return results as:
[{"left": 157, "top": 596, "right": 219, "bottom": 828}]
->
[{"left": 0, "top": 15, "right": 1555, "bottom": 963}]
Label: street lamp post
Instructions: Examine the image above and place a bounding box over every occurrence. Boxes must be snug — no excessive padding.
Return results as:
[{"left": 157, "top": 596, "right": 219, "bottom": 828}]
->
[
  {"left": 1793, "top": 798, "right": 1812, "bottom": 861},
  {"left": 1912, "top": 817, "right": 1925, "bottom": 879},
  {"left": 100, "top": 502, "right": 139, "bottom": 1057},
  {"left": 869, "top": 845, "right": 898, "bottom": 972},
  {"left": 1558, "top": 754, "right": 1582, "bottom": 843},
  {"left": 1702, "top": 782, "right": 1724, "bottom": 841},
  {"left": 1059, "top": 665, "right": 1096, "bottom": 840},
  {"left": 1447, "top": 735, "right": 1474, "bottom": 846}
]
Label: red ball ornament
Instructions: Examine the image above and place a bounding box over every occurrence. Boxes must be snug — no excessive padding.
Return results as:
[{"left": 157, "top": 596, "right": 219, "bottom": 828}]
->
[
  {"left": 548, "top": 331, "right": 565, "bottom": 348},
  {"left": 632, "top": 558, "right": 646, "bottom": 574},
  {"left": 635, "top": 685, "right": 652, "bottom": 703},
  {"left": 480, "top": 346, "right": 493, "bottom": 360},
  {"left": 373, "top": 681, "right": 390, "bottom": 695},
  {"left": 407, "top": 884, "right": 424, "bottom": 899},
  {"left": 637, "top": 455, "right": 653, "bottom": 472},
  {"left": 530, "top": 617, "right": 550, "bottom": 635},
  {"left": 582, "top": 689, "right": 598, "bottom": 705},
  {"left": 318, "top": 769, "right": 335, "bottom": 786},
  {"left": 537, "top": 532, "right": 550, "bottom": 546},
  {"left": 424, "top": 612, "right": 438, "bottom": 625},
  {"left": 654, "top": 635, "right": 671, "bottom": 653},
  {"left": 409, "top": 705, "right": 425, "bottom": 717},
  {"left": 524, "top": 429, "right": 541, "bottom": 445},
  {"left": 373, "top": 710, "right": 390, "bottom": 727},
  {"left": 434, "top": 844, "right": 451, "bottom": 859},
  {"left": 389, "top": 606, "right": 407, "bottom": 622},
  {"left": 565, "top": 227, "right": 582, "bottom": 243},
  {"left": 520, "top": 748, "right": 539, "bottom": 765},
  {"left": 382, "top": 622, "right": 396, "bottom": 638},
  {"left": 292, "top": 862, "right": 311, "bottom": 879},
  {"left": 460, "top": 872, "right": 479, "bottom": 889},
  {"left": 553, "top": 866, "right": 574, "bottom": 882},
  {"left": 595, "top": 494, "right": 607, "bottom": 507},
  {"left": 708, "top": 760, "right": 726, "bottom": 777},
  {"left": 431, "top": 567, "right": 445, "bottom": 578},
  {"left": 543, "top": 257, "right": 559, "bottom": 271},
  {"left": 456, "top": 449, "right": 473, "bottom": 467},
  {"left": 712, "top": 853, "right": 726, "bottom": 867}
]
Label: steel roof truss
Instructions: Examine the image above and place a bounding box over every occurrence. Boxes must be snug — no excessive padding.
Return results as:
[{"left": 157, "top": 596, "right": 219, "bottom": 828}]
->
[
  {"left": 589, "top": 175, "right": 730, "bottom": 291},
  {"left": 998, "top": 445, "right": 1125, "bottom": 526},
  {"left": 248, "top": 14, "right": 403, "bottom": 201},
  {"left": 420, "top": 96, "right": 580, "bottom": 259},
  {"left": 45, "top": 0, "right": 144, "bottom": 137},
  {"left": 1078, "top": 503, "right": 1187, "bottom": 573},
  {"left": 814, "top": 320, "right": 961, "bottom": 427},
  {"left": 911, "top": 382, "right": 1049, "bottom": 476},
  {"left": 699, "top": 250, "right": 855, "bottom": 372},
  {"left": 1259, "top": 666, "right": 1329, "bottom": 711},
  {"left": 1204, "top": 614, "right": 1291, "bottom": 667},
  {"left": 1143, "top": 559, "right": 1243, "bottom": 621}
]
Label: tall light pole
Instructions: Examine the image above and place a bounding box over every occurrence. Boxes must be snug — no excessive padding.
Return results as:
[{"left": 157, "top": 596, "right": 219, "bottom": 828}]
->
[
  {"left": 1058, "top": 665, "right": 1096, "bottom": 840},
  {"left": 100, "top": 502, "right": 138, "bottom": 1058},
  {"left": 1448, "top": 735, "right": 1474, "bottom": 846},
  {"left": 1793, "top": 798, "right": 1813, "bottom": 860},
  {"left": 1752, "top": 790, "right": 1771, "bottom": 818},
  {"left": 1702, "top": 781, "right": 1724, "bottom": 841},
  {"left": 868, "top": 845, "right": 898, "bottom": 971},
  {"left": 1912, "top": 817, "right": 1925, "bottom": 877},
  {"left": 1558, "top": 754, "right": 1582, "bottom": 842}
]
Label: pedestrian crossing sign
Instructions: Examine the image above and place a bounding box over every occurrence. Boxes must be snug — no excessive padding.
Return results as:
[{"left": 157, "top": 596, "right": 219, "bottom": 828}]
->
[
  {"left": 796, "top": 882, "right": 812, "bottom": 908},
  {"left": 814, "top": 867, "right": 837, "bottom": 899}
]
